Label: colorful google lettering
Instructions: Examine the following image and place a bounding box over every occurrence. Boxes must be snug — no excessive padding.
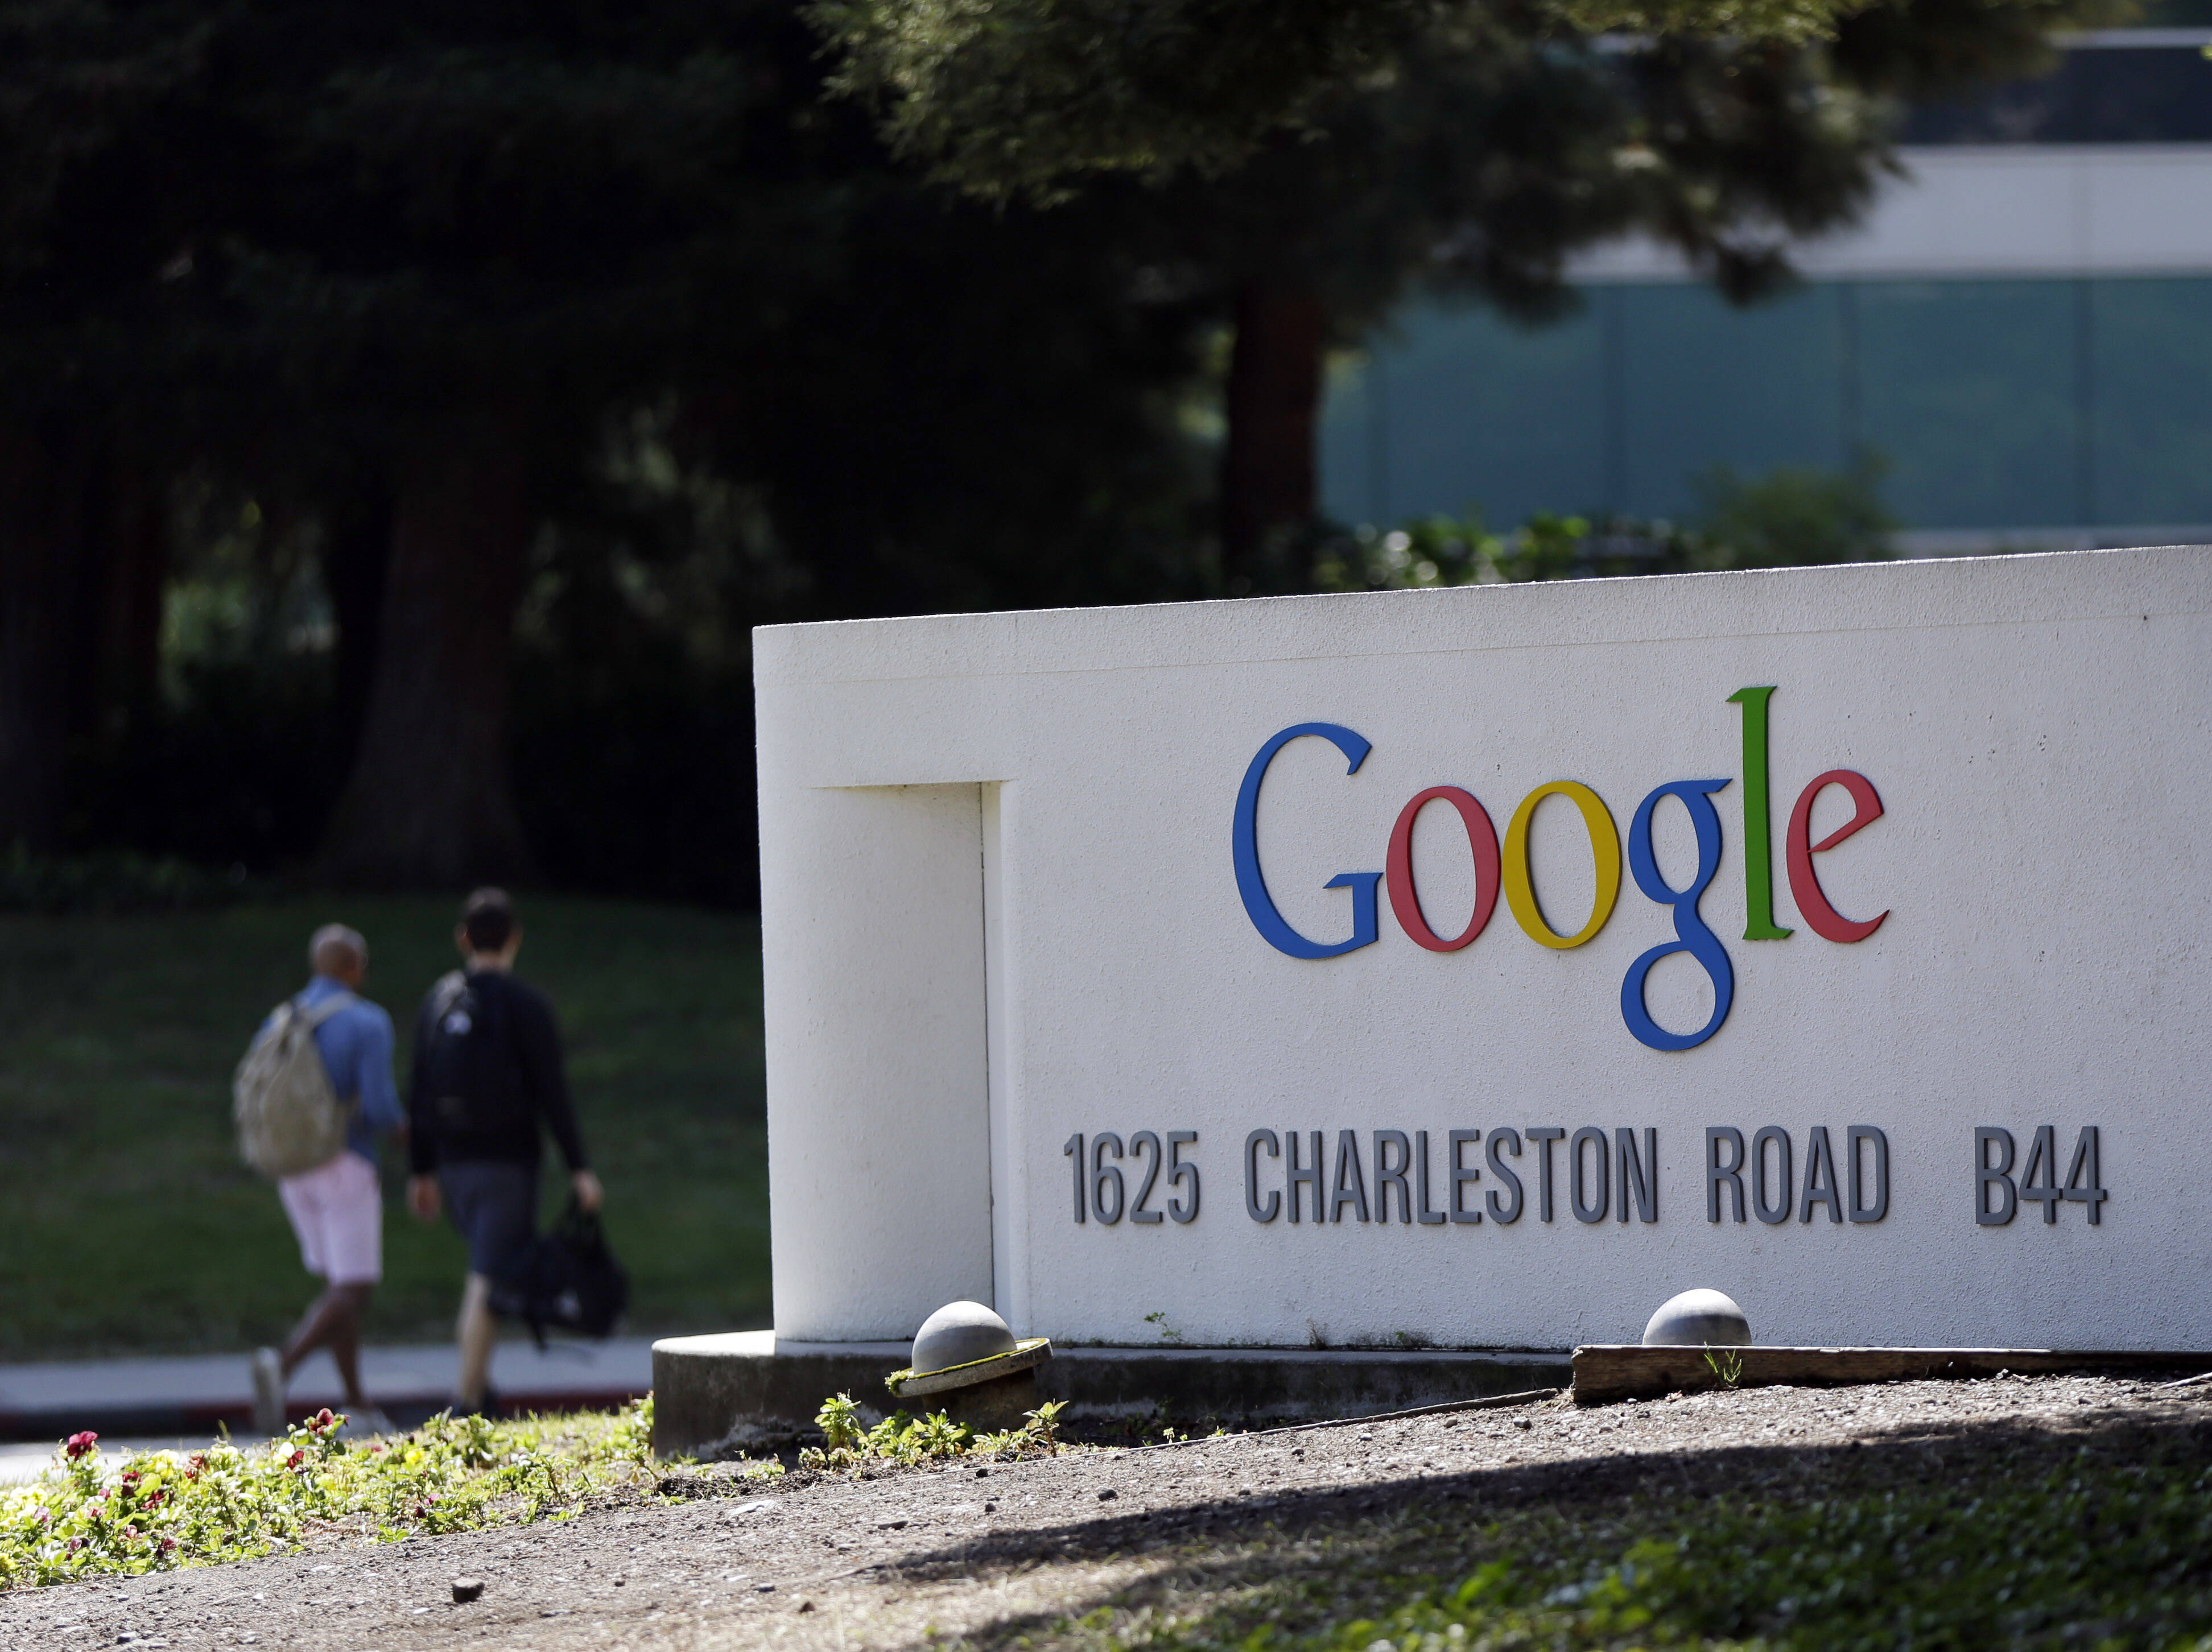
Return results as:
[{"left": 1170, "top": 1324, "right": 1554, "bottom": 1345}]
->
[{"left": 1231, "top": 685, "right": 1887, "bottom": 1052}]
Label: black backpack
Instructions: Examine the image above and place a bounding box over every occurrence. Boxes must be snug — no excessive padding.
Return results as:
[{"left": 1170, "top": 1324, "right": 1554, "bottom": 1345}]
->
[
  {"left": 419, "top": 971, "right": 530, "bottom": 1142},
  {"left": 487, "top": 1200, "right": 630, "bottom": 1347}
]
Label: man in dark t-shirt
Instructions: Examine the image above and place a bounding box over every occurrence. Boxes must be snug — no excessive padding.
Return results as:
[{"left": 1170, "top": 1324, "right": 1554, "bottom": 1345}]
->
[{"left": 406, "top": 888, "right": 601, "bottom": 1415}]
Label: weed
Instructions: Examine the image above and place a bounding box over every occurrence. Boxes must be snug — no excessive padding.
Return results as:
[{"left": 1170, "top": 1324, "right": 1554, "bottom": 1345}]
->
[
  {"left": 1701, "top": 1348, "right": 1745, "bottom": 1389},
  {"left": 798, "top": 1394, "right": 1071, "bottom": 1475}
]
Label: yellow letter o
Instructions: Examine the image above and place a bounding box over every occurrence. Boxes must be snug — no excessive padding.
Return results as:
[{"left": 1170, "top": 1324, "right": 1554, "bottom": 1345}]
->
[{"left": 1501, "top": 780, "right": 1621, "bottom": 949}]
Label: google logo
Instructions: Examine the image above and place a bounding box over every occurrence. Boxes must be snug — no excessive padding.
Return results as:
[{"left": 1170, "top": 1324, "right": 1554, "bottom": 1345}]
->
[{"left": 1231, "top": 687, "right": 1887, "bottom": 1052}]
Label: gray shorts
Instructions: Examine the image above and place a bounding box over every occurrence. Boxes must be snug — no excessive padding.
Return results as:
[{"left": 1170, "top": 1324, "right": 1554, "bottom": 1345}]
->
[{"left": 439, "top": 1160, "right": 538, "bottom": 1281}]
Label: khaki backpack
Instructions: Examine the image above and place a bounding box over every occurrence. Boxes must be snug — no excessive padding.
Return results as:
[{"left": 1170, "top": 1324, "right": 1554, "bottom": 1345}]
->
[{"left": 233, "top": 993, "right": 357, "bottom": 1179}]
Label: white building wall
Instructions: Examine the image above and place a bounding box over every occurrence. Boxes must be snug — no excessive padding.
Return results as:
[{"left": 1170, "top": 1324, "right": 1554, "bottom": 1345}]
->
[{"left": 1574, "top": 146, "right": 2212, "bottom": 282}]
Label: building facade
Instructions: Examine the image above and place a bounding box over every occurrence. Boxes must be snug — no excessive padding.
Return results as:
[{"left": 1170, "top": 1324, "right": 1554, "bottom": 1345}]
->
[{"left": 1318, "top": 32, "right": 2212, "bottom": 549}]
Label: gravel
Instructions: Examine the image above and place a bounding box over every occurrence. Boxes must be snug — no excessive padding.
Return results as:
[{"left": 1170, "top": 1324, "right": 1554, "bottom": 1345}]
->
[{"left": 3, "top": 1372, "right": 2202, "bottom": 1650}]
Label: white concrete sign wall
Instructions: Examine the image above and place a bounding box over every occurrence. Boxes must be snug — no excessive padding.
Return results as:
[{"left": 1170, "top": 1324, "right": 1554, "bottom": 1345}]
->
[{"left": 754, "top": 548, "right": 2212, "bottom": 1352}]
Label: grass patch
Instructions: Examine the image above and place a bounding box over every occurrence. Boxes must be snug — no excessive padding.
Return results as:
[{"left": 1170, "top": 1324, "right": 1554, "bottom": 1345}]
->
[
  {"left": 0, "top": 896, "right": 767, "bottom": 1357},
  {"left": 1017, "top": 1414, "right": 2212, "bottom": 1652},
  {"left": 0, "top": 1403, "right": 663, "bottom": 1588}
]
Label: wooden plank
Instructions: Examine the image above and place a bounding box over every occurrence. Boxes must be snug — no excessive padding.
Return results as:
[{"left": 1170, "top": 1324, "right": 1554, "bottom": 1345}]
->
[{"left": 1570, "top": 1345, "right": 2212, "bottom": 1406}]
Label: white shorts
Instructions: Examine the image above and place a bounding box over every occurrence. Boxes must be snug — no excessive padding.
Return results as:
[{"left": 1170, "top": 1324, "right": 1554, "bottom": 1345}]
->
[{"left": 277, "top": 1151, "right": 383, "bottom": 1286}]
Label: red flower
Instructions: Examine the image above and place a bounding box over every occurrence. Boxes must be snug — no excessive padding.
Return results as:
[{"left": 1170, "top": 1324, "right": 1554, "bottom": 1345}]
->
[
  {"left": 285, "top": 1449, "right": 305, "bottom": 1470},
  {"left": 159, "top": 1537, "right": 177, "bottom": 1555},
  {"left": 143, "top": 1490, "right": 165, "bottom": 1508},
  {"left": 64, "top": 1432, "right": 98, "bottom": 1460},
  {"left": 312, "top": 1409, "right": 335, "bottom": 1431},
  {"left": 120, "top": 1470, "right": 140, "bottom": 1488}
]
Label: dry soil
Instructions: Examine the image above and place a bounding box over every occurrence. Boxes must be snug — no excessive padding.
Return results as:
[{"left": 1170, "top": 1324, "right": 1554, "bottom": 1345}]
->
[{"left": 6, "top": 1372, "right": 2207, "bottom": 1651}]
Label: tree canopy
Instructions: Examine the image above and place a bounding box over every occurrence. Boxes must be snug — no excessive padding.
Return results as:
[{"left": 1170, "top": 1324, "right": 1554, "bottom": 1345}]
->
[
  {"left": 811, "top": 0, "right": 2122, "bottom": 200},
  {"left": 808, "top": 0, "right": 2124, "bottom": 584}
]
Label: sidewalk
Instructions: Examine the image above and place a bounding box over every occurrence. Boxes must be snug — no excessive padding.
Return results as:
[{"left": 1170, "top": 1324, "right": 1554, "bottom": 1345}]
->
[{"left": 0, "top": 1337, "right": 657, "bottom": 1447}]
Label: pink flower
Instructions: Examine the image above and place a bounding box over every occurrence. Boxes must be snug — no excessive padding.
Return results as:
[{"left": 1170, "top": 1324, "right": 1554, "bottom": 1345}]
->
[
  {"left": 66, "top": 1537, "right": 82, "bottom": 1553},
  {"left": 312, "top": 1409, "right": 335, "bottom": 1432},
  {"left": 159, "top": 1537, "right": 176, "bottom": 1555},
  {"left": 64, "top": 1432, "right": 97, "bottom": 1460}
]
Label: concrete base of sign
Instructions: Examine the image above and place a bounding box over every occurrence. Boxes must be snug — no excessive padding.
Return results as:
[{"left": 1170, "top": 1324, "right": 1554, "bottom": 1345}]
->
[
  {"left": 650, "top": 1332, "right": 1574, "bottom": 1459},
  {"left": 935, "top": 1368, "right": 1043, "bottom": 1433},
  {"left": 1571, "top": 1344, "right": 2212, "bottom": 1405}
]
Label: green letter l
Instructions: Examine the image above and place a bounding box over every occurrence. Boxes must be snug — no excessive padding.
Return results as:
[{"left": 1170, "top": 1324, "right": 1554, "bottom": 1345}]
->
[{"left": 1728, "top": 685, "right": 1793, "bottom": 940}]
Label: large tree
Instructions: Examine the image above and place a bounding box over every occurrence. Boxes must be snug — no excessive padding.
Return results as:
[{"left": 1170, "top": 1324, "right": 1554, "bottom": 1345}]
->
[
  {"left": 0, "top": 0, "right": 206, "bottom": 848},
  {"left": 815, "top": 0, "right": 2125, "bottom": 584},
  {"left": 0, "top": 1, "right": 783, "bottom": 882}
]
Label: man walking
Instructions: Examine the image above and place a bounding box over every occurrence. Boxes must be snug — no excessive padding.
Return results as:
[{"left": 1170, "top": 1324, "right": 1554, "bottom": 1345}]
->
[
  {"left": 250, "top": 924, "right": 403, "bottom": 1436},
  {"left": 406, "top": 889, "right": 601, "bottom": 1415}
]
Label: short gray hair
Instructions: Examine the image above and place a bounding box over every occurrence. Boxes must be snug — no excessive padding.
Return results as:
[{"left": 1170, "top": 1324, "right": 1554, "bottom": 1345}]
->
[{"left": 308, "top": 923, "right": 368, "bottom": 972}]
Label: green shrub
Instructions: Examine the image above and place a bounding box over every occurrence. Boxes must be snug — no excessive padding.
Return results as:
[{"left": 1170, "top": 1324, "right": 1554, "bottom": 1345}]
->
[
  {"left": 1318, "top": 459, "right": 1896, "bottom": 595},
  {"left": 1694, "top": 453, "right": 1897, "bottom": 570},
  {"left": 0, "top": 848, "right": 257, "bottom": 916}
]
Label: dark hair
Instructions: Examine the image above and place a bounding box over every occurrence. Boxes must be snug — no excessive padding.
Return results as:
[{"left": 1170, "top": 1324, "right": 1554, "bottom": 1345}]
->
[{"left": 462, "top": 887, "right": 516, "bottom": 952}]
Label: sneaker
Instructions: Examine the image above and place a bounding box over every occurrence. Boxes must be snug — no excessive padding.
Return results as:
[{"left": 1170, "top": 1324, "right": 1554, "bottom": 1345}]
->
[
  {"left": 249, "top": 1347, "right": 284, "bottom": 1436},
  {"left": 335, "top": 1407, "right": 398, "bottom": 1440}
]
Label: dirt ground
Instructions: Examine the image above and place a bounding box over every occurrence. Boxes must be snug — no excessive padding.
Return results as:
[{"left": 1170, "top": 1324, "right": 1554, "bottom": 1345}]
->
[{"left": 7, "top": 1372, "right": 2207, "bottom": 1651}]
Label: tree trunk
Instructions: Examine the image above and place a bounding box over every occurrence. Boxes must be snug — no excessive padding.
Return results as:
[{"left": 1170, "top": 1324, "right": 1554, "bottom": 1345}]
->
[
  {"left": 1220, "top": 279, "right": 1327, "bottom": 593},
  {"left": 0, "top": 415, "right": 98, "bottom": 852},
  {"left": 315, "top": 411, "right": 535, "bottom": 889},
  {"left": 321, "top": 474, "right": 393, "bottom": 780},
  {"left": 81, "top": 441, "right": 168, "bottom": 738}
]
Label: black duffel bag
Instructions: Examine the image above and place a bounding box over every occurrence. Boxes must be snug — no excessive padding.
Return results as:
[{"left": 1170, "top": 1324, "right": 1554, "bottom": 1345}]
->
[{"left": 488, "top": 1200, "right": 630, "bottom": 1348}]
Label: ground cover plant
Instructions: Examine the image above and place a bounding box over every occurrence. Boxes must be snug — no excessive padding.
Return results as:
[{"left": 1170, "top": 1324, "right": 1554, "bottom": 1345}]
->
[
  {"left": 0, "top": 896, "right": 767, "bottom": 1355},
  {"left": 0, "top": 1391, "right": 1076, "bottom": 1593},
  {"left": 801, "top": 1393, "right": 1071, "bottom": 1473},
  {"left": 1017, "top": 1411, "right": 2212, "bottom": 1652},
  {"left": 0, "top": 1403, "right": 663, "bottom": 1590}
]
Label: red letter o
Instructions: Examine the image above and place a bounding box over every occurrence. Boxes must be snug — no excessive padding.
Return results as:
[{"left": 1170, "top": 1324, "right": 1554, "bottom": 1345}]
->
[{"left": 1387, "top": 787, "right": 1501, "bottom": 951}]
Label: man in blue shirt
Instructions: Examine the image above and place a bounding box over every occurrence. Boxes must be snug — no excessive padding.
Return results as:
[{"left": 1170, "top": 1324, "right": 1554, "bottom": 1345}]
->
[{"left": 250, "top": 924, "right": 405, "bottom": 1436}]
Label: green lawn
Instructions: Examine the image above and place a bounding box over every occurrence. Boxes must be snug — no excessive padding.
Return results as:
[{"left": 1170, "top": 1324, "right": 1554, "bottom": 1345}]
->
[{"left": 0, "top": 897, "right": 769, "bottom": 1358}]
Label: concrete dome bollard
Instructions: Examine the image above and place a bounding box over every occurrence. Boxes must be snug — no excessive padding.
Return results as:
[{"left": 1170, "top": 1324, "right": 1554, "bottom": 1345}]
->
[
  {"left": 1642, "top": 1288, "right": 1752, "bottom": 1348},
  {"left": 888, "top": 1301, "right": 1054, "bottom": 1432},
  {"left": 911, "top": 1300, "right": 1020, "bottom": 1373}
]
